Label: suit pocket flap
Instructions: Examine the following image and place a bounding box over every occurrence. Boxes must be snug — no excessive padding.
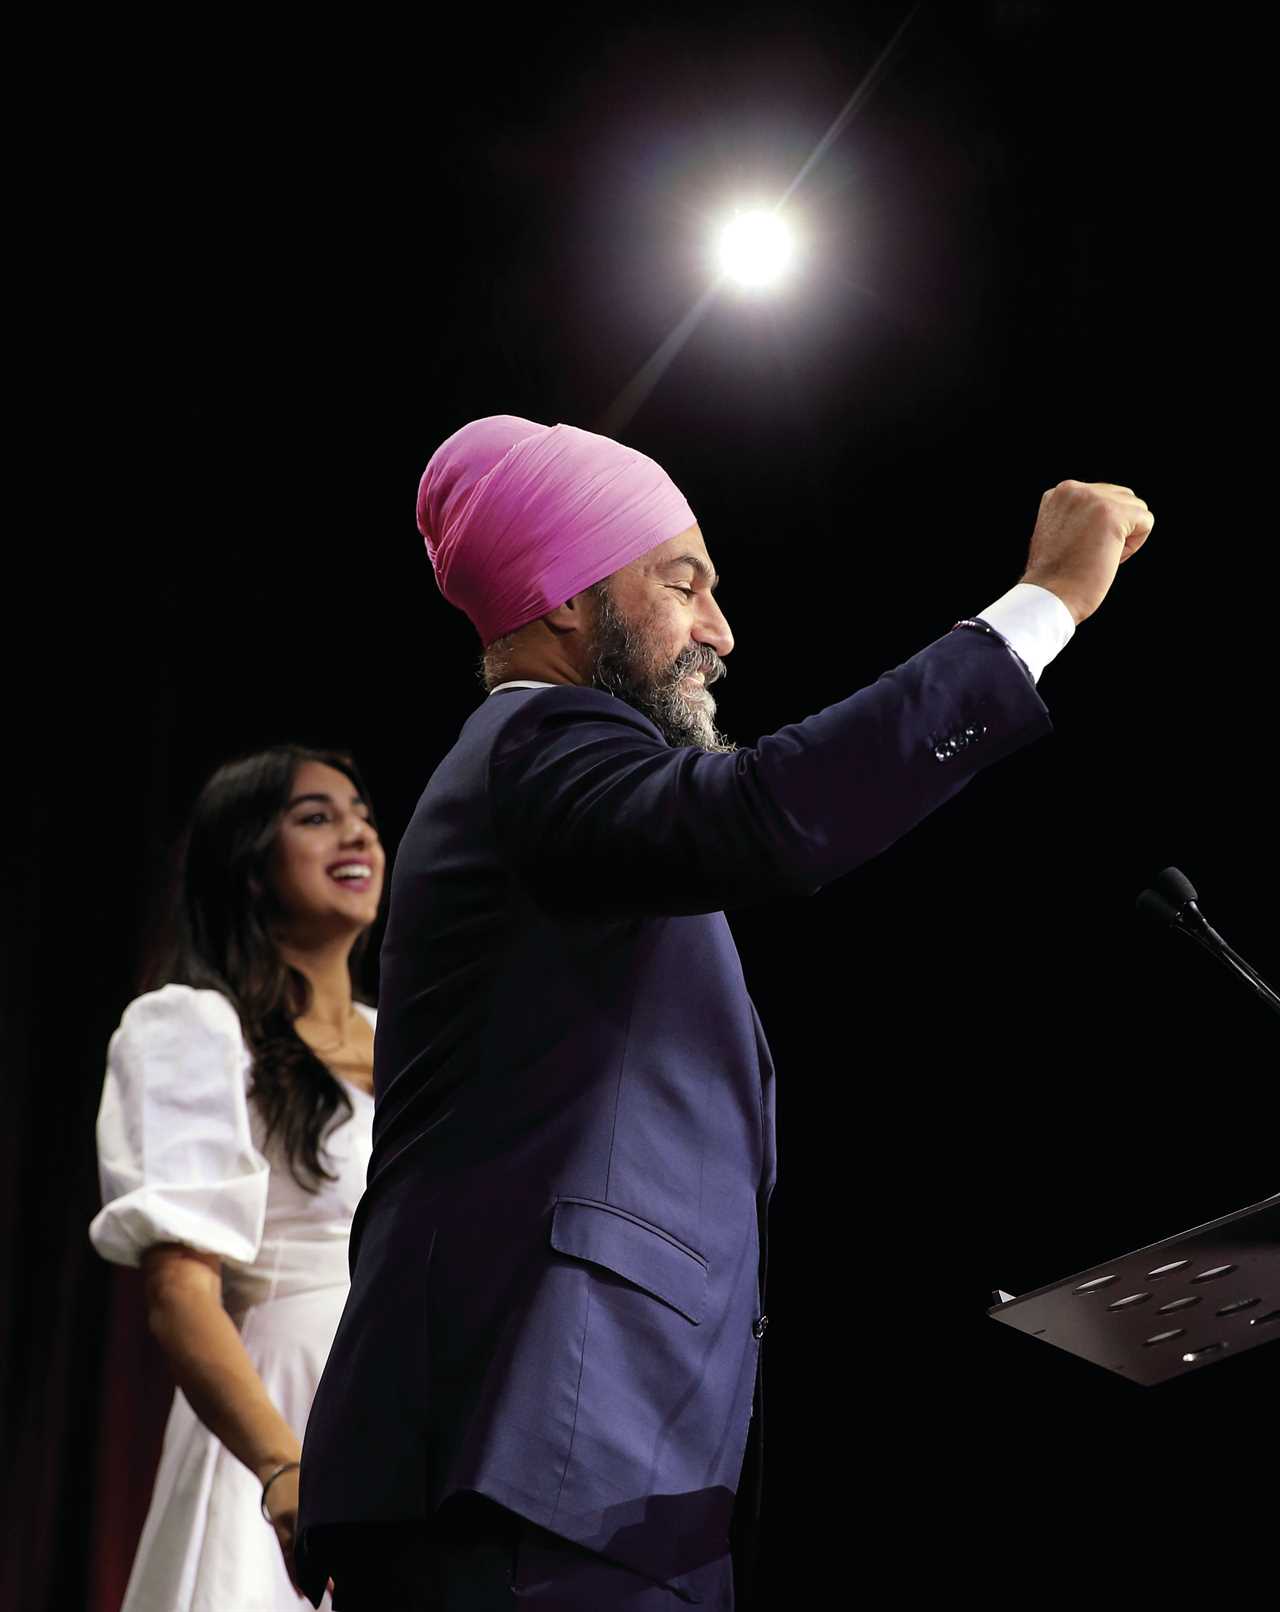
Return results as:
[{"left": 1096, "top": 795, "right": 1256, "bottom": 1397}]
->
[{"left": 550, "top": 1197, "right": 707, "bottom": 1324}]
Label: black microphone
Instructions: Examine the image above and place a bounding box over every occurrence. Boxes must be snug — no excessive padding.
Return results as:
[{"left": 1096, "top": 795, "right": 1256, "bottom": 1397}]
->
[{"left": 1136, "top": 866, "right": 1280, "bottom": 1019}]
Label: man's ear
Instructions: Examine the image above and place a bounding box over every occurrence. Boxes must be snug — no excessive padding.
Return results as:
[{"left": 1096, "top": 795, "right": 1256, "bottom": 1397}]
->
[{"left": 541, "top": 592, "right": 593, "bottom": 636}]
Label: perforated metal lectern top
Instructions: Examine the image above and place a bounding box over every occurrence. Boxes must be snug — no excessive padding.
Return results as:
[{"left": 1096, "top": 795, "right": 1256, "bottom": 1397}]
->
[{"left": 988, "top": 1192, "right": 1280, "bottom": 1386}]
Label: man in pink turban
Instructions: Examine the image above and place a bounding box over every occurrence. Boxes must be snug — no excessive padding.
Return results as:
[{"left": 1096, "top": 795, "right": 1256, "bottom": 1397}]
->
[
  {"left": 299, "top": 422, "right": 1152, "bottom": 1609},
  {"left": 416, "top": 414, "right": 735, "bottom": 752}
]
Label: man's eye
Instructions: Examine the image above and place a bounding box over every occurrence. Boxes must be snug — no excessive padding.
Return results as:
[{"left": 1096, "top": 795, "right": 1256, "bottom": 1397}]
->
[{"left": 672, "top": 586, "right": 695, "bottom": 598}]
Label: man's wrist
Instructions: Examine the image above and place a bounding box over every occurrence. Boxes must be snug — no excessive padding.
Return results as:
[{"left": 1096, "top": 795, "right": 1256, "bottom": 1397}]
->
[{"left": 1018, "top": 571, "right": 1087, "bottom": 626}]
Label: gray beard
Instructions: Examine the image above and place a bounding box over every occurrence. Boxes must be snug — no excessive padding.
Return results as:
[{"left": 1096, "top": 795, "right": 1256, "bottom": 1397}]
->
[{"left": 589, "top": 586, "right": 736, "bottom": 753}]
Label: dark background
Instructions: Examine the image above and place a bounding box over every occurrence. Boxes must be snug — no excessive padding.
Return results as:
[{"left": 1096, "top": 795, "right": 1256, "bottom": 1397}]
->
[{"left": 8, "top": 2, "right": 1277, "bottom": 1607}]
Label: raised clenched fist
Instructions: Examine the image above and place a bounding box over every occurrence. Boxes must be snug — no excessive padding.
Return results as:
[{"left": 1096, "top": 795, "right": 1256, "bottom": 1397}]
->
[{"left": 1021, "top": 480, "right": 1154, "bottom": 625}]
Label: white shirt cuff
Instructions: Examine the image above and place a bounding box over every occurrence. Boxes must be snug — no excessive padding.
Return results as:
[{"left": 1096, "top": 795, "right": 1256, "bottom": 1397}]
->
[{"left": 977, "top": 582, "right": 1075, "bottom": 684}]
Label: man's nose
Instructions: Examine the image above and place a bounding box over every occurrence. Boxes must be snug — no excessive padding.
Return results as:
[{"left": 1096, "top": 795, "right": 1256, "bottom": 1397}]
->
[{"left": 695, "top": 596, "right": 734, "bottom": 659}]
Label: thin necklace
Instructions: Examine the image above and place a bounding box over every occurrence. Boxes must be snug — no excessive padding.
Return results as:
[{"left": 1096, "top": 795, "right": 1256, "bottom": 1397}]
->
[{"left": 300, "top": 1005, "right": 360, "bottom": 1055}]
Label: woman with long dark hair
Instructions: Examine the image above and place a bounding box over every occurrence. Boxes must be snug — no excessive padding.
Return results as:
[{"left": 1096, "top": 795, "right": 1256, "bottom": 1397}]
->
[{"left": 90, "top": 745, "right": 385, "bottom": 1610}]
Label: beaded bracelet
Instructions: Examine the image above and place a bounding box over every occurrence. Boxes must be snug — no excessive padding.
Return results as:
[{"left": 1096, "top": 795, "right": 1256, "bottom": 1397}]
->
[{"left": 260, "top": 1460, "right": 301, "bottom": 1521}]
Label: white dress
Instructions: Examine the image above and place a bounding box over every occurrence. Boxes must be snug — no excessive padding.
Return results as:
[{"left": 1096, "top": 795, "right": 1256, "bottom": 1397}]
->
[{"left": 90, "top": 984, "right": 375, "bottom": 1612}]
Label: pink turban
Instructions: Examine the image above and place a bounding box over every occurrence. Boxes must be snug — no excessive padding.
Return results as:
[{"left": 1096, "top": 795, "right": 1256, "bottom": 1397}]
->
[{"left": 416, "top": 415, "right": 697, "bottom": 645}]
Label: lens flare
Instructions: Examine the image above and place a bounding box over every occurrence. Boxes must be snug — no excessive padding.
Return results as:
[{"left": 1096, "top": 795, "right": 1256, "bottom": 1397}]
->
[{"left": 717, "top": 210, "right": 794, "bottom": 289}]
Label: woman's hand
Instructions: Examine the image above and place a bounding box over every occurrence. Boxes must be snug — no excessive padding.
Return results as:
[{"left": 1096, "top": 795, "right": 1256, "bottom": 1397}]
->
[{"left": 260, "top": 1461, "right": 306, "bottom": 1597}]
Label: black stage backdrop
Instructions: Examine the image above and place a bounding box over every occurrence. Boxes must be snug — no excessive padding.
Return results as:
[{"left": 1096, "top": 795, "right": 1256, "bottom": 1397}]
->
[{"left": 8, "top": 4, "right": 1277, "bottom": 1608}]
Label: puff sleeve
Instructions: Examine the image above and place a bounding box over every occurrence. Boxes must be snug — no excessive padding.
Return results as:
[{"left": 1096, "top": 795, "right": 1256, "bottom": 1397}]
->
[{"left": 88, "top": 984, "right": 270, "bottom": 1268}]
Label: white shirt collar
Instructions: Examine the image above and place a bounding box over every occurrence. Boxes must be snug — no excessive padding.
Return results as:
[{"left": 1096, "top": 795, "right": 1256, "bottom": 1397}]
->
[{"left": 488, "top": 680, "right": 556, "bottom": 695}]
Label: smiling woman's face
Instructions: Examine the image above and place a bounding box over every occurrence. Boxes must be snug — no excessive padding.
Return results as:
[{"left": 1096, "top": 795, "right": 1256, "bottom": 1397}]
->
[{"left": 268, "top": 760, "right": 385, "bottom": 940}]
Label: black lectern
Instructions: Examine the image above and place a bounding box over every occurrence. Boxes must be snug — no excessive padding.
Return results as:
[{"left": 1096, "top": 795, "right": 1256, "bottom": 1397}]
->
[{"left": 988, "top": 1192, "right": 1280, "bottom": 1385}]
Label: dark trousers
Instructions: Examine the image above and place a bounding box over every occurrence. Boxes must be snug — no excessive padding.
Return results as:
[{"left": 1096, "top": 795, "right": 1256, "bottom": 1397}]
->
[{"left": 316, "top": 1493, "right": 734, "bottom": 1611}]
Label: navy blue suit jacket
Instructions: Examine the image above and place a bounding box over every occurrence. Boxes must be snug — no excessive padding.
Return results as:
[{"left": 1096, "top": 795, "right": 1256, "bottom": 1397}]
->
[{"left": 297, "top": 628, "right": 1051, "bottom": 1601}]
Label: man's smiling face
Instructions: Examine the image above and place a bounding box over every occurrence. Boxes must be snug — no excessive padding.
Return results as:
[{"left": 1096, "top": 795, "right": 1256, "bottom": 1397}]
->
[{"left": 587, "top": 525, "right": 737, "bottom": 752}]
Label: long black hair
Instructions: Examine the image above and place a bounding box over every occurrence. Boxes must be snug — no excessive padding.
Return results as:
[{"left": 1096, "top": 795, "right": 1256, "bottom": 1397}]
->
[{"left": 145, "top": 745, "right": 378, "bottom": 1190}]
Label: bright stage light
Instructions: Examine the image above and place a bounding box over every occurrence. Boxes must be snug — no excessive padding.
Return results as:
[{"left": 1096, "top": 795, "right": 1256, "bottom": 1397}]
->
[{"left": 716, "top": 209, "right": 794, "bottom": 289}]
